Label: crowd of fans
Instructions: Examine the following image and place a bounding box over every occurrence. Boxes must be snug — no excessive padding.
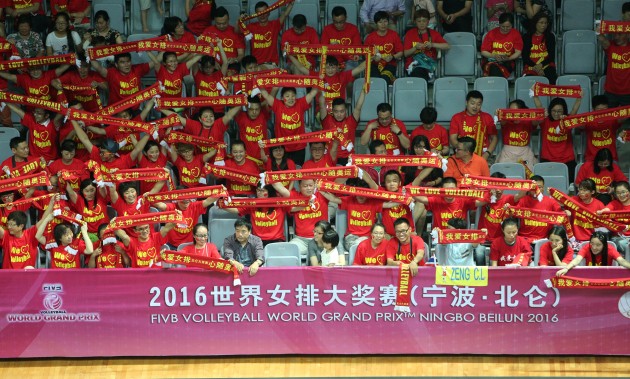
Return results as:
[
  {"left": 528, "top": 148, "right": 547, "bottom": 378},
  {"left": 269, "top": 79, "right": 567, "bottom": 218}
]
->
[{"left": 0, "top": 0, "right": 628, "bottom": 277}]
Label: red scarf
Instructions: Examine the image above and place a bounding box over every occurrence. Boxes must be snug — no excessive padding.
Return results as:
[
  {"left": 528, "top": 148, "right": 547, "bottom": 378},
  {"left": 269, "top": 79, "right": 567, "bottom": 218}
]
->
[
  {"left": 319, "top": 181, "right": 410, "bottom": 204},
  {"left": 460, "top": 175, "right": 540, "bottom": 195},
  {"left": 86, "top": 35, "right": 168, "bottom": 61},
  {"left": 262, "top": 130, "right": 336, "bottom": 148},
  {"left": 97, "top": 82, "right": 162, "bottom": 116},
  {"left": 0, "top": 159, "right": 45, "bottom": 179},
  {"left": 549, "top": 275, "right": 630, "bottom": 289},
  {"left": 104, "top": 210, "right": 183, "bottom": 232},
  {"left": 162, "top": 250, "right": 241, "bottom": 285},
  {"left": 220, "top": 196, "right": 310, "bottom": 208},
  {"left": 599, "top": 210, "right": 630, "bottom": 221},
  {"left": 143, "top": 186, "right": 228, "bottom": 203},
  {"left": 206, "top": 165, "right": 260, "bottom": 187},
  {"left": 165, "top": 131, "right": 227, "bottom": 150},
  {"left": 67, "top": 108, "right": 158, "bottom": 138},
  {"left": 496, "top": 108, "right": 545, "bottom": 122},
  {"left": 505, "top": 205, "right": 567, "bottom": 224},
  {"left": 405, "top": 186, "right": 487, "bottom": 199},
  {"left": 0, "top": 172, "right": 49, "bottom": 192},
  {"left": 531, "top": 82, "right": 582, "bottom": 98},
  {"left": 437, "top": 229, "right": 487, "bottom": 243},
  {"left": 261, "top": 166, "right": 359, "bottom": 185},
  {"left": 350, "top": 154, "right": 442, "bottom": 168},
  {"left": 254, "top": 74, "right": 326, "bottom": 91},
  {"left": 395, "top": 265, "right": 412, "bottom": 312},
  {"left": 559, "top": 105, "right": 630, "bottom": 131},
  {"left": 548, "top": 188, "right": 628, "bottom": 233},
  {"left": 597, "top": 20, "right": 630, "bottom": 34},
  {"left": 154, "top": 95, "right": 248, "bottom": 110},
  {"left": 238, "top": 0, "right": 295, "bottom": 40},
  {"left": 217, "top": 69, "right": 287, "bottom": 95},
  {"left": 0, "top": 53, "right": 77, "bottom": 71},
  {"left": 0, "top": 92, "right": 65, "bottom": 113}
]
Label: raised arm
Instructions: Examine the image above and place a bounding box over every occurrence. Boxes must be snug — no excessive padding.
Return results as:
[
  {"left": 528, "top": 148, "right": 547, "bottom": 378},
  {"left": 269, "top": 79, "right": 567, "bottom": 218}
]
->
[
  {"left": 5, "top": 102, "right": 25, "bottom": 119},
  {"left": 80, "top": 223, "right": 95, "bottom": 255},
  {"left": 128, "top": 133, "right": 151, "bottom": 161},
  {"left": 305, "top": 87, "right": 319, "bottom": 105},
  {"left": 352, "top": 88, "right": 367, "bottom": 121},
  {"left": 278, "top": 2, "right": 294, "bottom": 26}
]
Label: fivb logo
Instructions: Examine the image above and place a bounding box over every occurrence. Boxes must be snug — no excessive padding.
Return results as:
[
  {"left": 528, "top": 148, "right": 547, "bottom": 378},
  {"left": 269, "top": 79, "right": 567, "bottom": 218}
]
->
[{"left": 42, "top": 283, "right": 65, "bottom": 314}]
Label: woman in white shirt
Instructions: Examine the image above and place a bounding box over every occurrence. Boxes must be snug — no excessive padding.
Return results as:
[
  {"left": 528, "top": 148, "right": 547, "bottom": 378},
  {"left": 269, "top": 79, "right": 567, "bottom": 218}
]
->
[{"left": 46, "top": 12, "right": 82, "bottom": 56}]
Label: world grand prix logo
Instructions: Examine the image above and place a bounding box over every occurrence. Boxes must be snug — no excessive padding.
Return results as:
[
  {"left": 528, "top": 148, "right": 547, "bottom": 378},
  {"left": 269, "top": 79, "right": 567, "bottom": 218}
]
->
[{"left": 5, "top": 283, "right": 101, "bottom": 323}]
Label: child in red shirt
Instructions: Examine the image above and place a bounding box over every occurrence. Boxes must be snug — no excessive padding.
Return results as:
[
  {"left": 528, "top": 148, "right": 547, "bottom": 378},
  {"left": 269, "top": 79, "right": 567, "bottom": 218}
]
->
[
  {"left": 490, "top": 217, "right": 532, "bottom": 266},
  {"left": 48, "top": 222, "right": 94, "bottom": 269},
  {"left": 557, "top": 231, "right": 630, "bottom": 276}
]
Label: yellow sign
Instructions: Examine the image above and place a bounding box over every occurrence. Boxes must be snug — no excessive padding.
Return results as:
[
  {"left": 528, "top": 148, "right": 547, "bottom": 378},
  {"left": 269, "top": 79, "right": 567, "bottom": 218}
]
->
[{"left": 435, "top": 266, "right": 488, "bottom": 287}]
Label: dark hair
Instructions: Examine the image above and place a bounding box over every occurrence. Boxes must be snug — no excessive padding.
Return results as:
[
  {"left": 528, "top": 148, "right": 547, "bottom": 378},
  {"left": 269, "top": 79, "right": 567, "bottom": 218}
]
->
[
  {"left": 53, "top": 223, "right": 75, "bottom": 245},
  {"left": 162, "top": 51, "right": 178, "bottom": 64},
  {"left": 548, "top": 97, "right": 568, "bottom": 120},
  {"left": 269, "top": 145, "right": 289, "bottom": 171},
  {"left": 10, "top": 136, "right": 26, "bottom": 150},
  {"left": 114, "top": 53, "right": 132, "bottom": 63},
  {"left": 79, "top": 178, "right": 98, "bottom": 209},
  {"left": 498, "top": 12, "right": 514, "bottom": 25},
  {"left": 163, "top": 16, "right": 183, "bottom": 35},
  {"left": 94, "top": 10, "right": 111, "bottom": 23},
  {"left": 371, "top": 222, "right": 386, "bottom": 233},
  {"left": 442, "top": 176, "right": 458, "bottom": 186},
  {"left": 613, "top": 181, "right": 630, "bottom": 200},
  {"left": 97, "top": 223, "right": 109, "bottom": 239},
  {"left": 458, "top": 136, "right": 476, "bottom": 154},
  {"left": 374, "top": 10, "right": 389, "bottom": 23},
  {"left": 393, "top": 217, "right": 411, "bottom": 228},
  {"left": 200, "top": 55, "right": 217, "bottom": 68},
  {"left": 466, "top": 90, "right": 484, "bottom": 102},
  {"left": 325, "top": 55, "right": 339, "bottom": 66},
  {"left": 548, "top": 225, "right": 569, "bottom": 262},
  {"left": 490, "top": 171, "right": 506, "bottom": 179},
  {"left": 376, "top": 102, "right": 392, "bottom": 114},
  {"left": 192, "top": 223, "right": 208, "bottom": 238},
  {"left": 415, "top": 9, "right": 431, "bottom": 20},
  {"left": 509, "top": 99, "right": 528, "bottom": 109},
  {"left": 331, "top": 97, "right": 345, "bottom": 107},
  {"left": 16, "top": 13, "right": 32, "bottom": 27},
  {"left": 254, "top": 1, "right": 269, "bottom": 11},
  {"left": 241, "top": 55, "right": 258, "bottom": 69},
  {"left": 7, "top": 211, "right": 27, "bottom": 229},
  {"left": 280, "top": 87, "right": 297, "bottom": 97},
  {"left": 368, "top": 139, "right": 386, "bottom": 154},
  {"left": 248, "top": 95, "right": 261, "bottom": 105},
  {"left": 420, "top": 107, "right": 437, "bottom": 124},
  {"left": 214, "top": 6, "right": 229, "bottom": 18},
  {"left": 589, "top": 231, "right": 609, "bottom": 266},
  {"left": 234, "top": 218, "right": 252, "bottom": 231},
  {"left": 196, "top": 107, "right": 215, "bottom": 120},
  {"left": 578, "top": 178, "right": 597, "bottom": 193},
  {"left": 592, "top": 94, "right": 609, "bottom": 109},
  {"left": 447, "top": 217, "right": 467, "bottom": 229},
  {"left": 501, "top": 217, "right": 520, "bottom": 230},
  {"left": 314, "top": 220, "right": 332, "bottom": 232},
  {"left": 623, "top": 2, "right": 630, "bottom": 13},
  {"left": 411, "top": 135, "right": 430, "bottom": 151},
  {"left": 322, "top": 228, "right": 340, "bottom": 247},
  {"left": 383, "top": 169, "right": 402, "bottom": 183},
  {"left": 292, "top": 14, "right": 307, "bottom": 28},
  {"left": 230, "top": 139, "right": 246, "bottom": 151},
  {"left": 531, "top": 174, "right": 544, "bottom": 183},
  {"left": 118, "top": 182, "right": 138, "bottom": 197},
  {"left": 143, "top": 140, "right": 160, "bottom": 153},
  {"left": 593, "top": 148, "right": 614, "bottom": 174},
  {"left": 331, "top": 6, "right": 347, "bottom": 18},
  {"left": 528, "top": 11, "right": 551, "bottom": 35}
]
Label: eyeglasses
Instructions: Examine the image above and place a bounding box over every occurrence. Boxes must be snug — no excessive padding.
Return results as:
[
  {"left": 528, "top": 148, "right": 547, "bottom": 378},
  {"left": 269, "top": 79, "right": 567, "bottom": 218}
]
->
[
  {"left": 395, "top": 229, "right": 409, "bottom": 235},
  {"left": 194, "top": 234, "right": 208, "bottom": 238}
]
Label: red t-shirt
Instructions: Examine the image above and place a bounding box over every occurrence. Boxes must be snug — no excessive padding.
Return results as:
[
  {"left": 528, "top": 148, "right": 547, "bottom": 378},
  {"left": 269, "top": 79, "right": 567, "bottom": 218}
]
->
[
  {"left": 248, "top": 19, "right": 282, "bottom": 64},
  {"left": 321, "top": 114, "right": 358, "bottom": 159},
  {"left": 223, "top": 158, "right": 260, "bottom": 195},
  {"left": 201, "top": 25, "right": 245, "bottom": 62},
  {"left": 501, "top": 120, "right": 535, "bottom": 147},
  {"left": 291, "top": 190, "right": 328, "bottom": 238},
  {"left": 364, "top": 29, "right": 403, "bottom": 69},
  {"left": 58, "top": 121, "right": 96, "bottom": 161},
  {"left": 380, "top": 188, "right": 414, "bottom": 236},
  {"left": 240, "top": 207, "right": 286, "bottom": 241},
  {"left": 575, "top": 161, "right": 627, "bottom": 193},
  {"left": 71, "top": 195, "right": 110, "bottom": 233},
  {"left": 185, "top": 118, "right": 228, "bottom": 157},
  {"left": 481, "top": 27, "right": 523, "bottom": 59},
  {"left": 106, "top": 63, "right": 151, "bottom": 104},
  {"left": 165, "top": 201, "right": 207, "bottom": 247},
  {"left": 410, "top": 124, "right": 449, "bottom": 151},
  {"left": 93, "top": 240, "right": 126, "bottom": 268},
  {"left": 157, "top": 62, "right": 190, "bottom": 97},
  {"left": 523, "top": 33, "right": 554, "bottom": 75},
  {"left": 235, "top": 112, "right": 268, "bottom": 160},
  {"left": 608, "top": 199, "right": 630, "bottom": 236},
  {"left": 180, "top": 243, "right": 222, "bottom": 259},
  {"left": 302, "top": 153, "right": 336, "bottom": 170},
  {"left": 47, "top": 158, "right": 88, "bottom": 192},
  {"left": 477, "top": 195, "right": 516, "bottom": 242},
  {"left": 538, "top": 242, "right": 573, "bottom": 266},
  {"left": 281, "top": 26, "right": 320, "bottom": 70},
  {"left": 321, "top": 22, "right": 362, "bottom": 64},
  {"left": 604, "top": 43, "right": 630, "bottom": 95},
  {"left": 11, "top": 0, "right": 43, "bottom": 15},
  {"left": 58, "top": 70, "right": 105, "bottom": 112},
  {"left": 138, "top": 152, "right": 169, "bottom": 195},
  {"left": 0, "top": 202, "right": 30, "bottom": 229},
  {"left": 127, "top": 232, "right": 168, "bottom": 268},
  {"left": 49, "top": 239, "right": 87, "bottom": 269},
  {"left": 1, "top": 226, "right": 39, "bottom": 269},
  {"left": 17, "top": 70, "right": 58, "bottom": 108},
  {"left": 186, "top": 1, "right": 214, "bottom": 36},
  {"left": 272, "top": 97, "right": 310, "bottom": 152},
  {"left": 89, "top": 145, "right": 136, "bottom": 173},
  {"left": 403, "top": 28, "right": 447, "bottom": 67},
  {"left": 339, "top": 197, "right": 383, "bottom": 237},
  {"left": 570, "top": 196, "right": 605, "bottom": 241},
  {"left": 264, "top": 158, "right": 296, "bottom": 190},
  {"left": 450, "top": 110, "right": 497, "bottom": 154},
  {"left": 21, "top": 114, "right": 57, "bottom": 161},
  {"left": 426, "top": 197, "right": 477, "bottom": 229},
  {"left": 539, "top": 118, "right": 575, "bottom": 163},
  {"left": 516, "top": 195, "right": 563, "bottom": 242},
  {"left": 353, "top": 239, "right": 387, "bottom": 265},
  {"left": 584, "top": 119, "right": 621, "bottom": 161},
  {"left": 490, "top": 236, "right": 532, "bottom": 266},
  {"left": 578, "top": 243, "right": 622, "bottom": 266},
  {"left": 385, "top": 234, "right": 425, "bottom": 264},
  {"left": 315, "top": 69, "right": 354, "bottom": 114},
  {"left": 369, "top": 119, "right": 409, "bottom": 155},
  {"left": 172, "top": 154, "right": 206, "bottom": 188},
  {"left": 193, "top": 70, "right": 224, "bottom": 114}
]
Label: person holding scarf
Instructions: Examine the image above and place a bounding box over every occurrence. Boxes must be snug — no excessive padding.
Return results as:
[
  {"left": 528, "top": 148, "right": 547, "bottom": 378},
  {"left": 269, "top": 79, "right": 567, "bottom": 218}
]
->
[{"left": 403, "top": 9, "right": 449, "bottom": 81}]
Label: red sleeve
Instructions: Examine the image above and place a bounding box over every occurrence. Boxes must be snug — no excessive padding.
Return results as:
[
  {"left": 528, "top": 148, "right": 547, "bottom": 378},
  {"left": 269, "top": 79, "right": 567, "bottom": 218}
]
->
[
  {"left": 489, "top": 238, "right": 501, "bottom": 262},
  {"left": 449, "top": 113, "right": 462, "bottom": 135},
  {"left": 613, "top": 165, "right": 628, "bottom": 182},
  {"left": 481, "top": 30, "right": 495, "bottom": 52},
  {"left": 431, "top": 30, "right": 447, "bottom": 44},
  {"left": 575, "top": 162, "right": 589, "bottom": 185},
  {"left": 483, "top": 113, "right": 497, "bottom": 136},
  {"left": 134, "top": 63, "right": 151, "bottom": 78},
  {"left": 538, "top": 242, "right": 551, "bottom": 266}
]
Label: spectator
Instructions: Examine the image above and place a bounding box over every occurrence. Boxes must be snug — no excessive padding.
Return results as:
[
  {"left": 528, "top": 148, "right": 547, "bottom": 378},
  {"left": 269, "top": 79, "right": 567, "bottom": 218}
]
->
[
  {"left": 116, "top": 221, "right": 177, "bottom": 269},
  {"left": 364, "top": 11, "right": 403, "bottom": 85},
  {"left": 46, "top": 12, "right": 82, "bottom": 56},
  {"left": 6, "top": 14, "right": 45, "bottom": 58},
  {"left": 66, "top": 179, "right": 111, "bottom": 240},
  {"left": 575, "top": 148, "right": 628, "bottom": 204},
  {"left": 353, "top": 222, "right": 388, "bottom": 265},
  {"left": 88, "top": 223, "right": 130, "bottom": 268},
  {"left": 583, "top": 95, "right": 626, "bottom": 162},
  {"left": 444, "top": 136, "right": 491, "bottom": 180},
  {"left": 360, "top": 0, "right": 405, "bottom": 33},
  {"left": 481, "top": 13, "right": 522, "bottom": 78},
  {"left": 50, "top": 0, "right": 91, "bottom": 28},
  {"left": 410, "top": 107, "right": 450, "bottom": 156},
  {"left": 281, "top": 14, "right": 320, "bottom": 74},
  {"left": 244, "top": 1, "right": 293, "bottom": 68},
  {"left": 522, "top": 12, "right": 557, "bottom": 84},
  {"left": 162, "top": 16, "right": 196, "bottom": 61},
  {"left": 0, "top": 136, "right": 39, "bottom": 171},
  {"left": 200, "top": 7, "right": 245, "bottom": 74},
  {"left": 514, "top": 0, "right": 553, "bottom": 31},
  {"left": 403, "top": 9, "right": 449, "bottom": 81},
  {"left": 84, "top": 10, "right": 124, "bottom": 46},
  {"left": 321, "top": 6, "right": 362, "bottom": 70},
  {"left": 52, "top": 58, "right": 107, "bottom": 113},
  {"left": 192, "top": 52, "right": 229, "bottom": 113},
  {"left": 223, "top": 218, "right": 265, "bottom": 276},
  {"left": 178, "top": 223, "right": 221, "bottom": 259},
  {"left": 146, "top": 51, "right": 202, "bottom": 97},
  {"left": 401, "top": 135, "right": 443, "bottom": 187},
  {"left": 567, "top": 179, "right": 605, "bottom": 242},
  {"left": 261, "top": 144, "right": 296, "bottom": 192},
  {"left": 385, "top": 217, "right": 425, "bottom": 276},
  {"left": 605, "top": 181, "right": 630, "bottom": 256},
  {"left": 411, "top": 0, "right": 437, "bottom": 29},
  {"left": 449, "top": 90, "right": 498, "bottom": 161},
  {"left": 185, "top": 0, "right": 216, "bottom": 36},
  {"left": 308, "top": 220, "right": 331, "bottom": 266},
  {"left": 320, "top": 228, "right": 343, "bottom": 266},
  {"left": 320, "top": 89, "right": 366, "bottom": 166},
  {"left": 437, "top": 0, "right": 473, "bottom": 33},
  {"left": 495, "top": 99, "right": 538, "bottom": 168},
  {"left": 222, "top": 140, "right": 260, "bottom": 196},
  {"left": 360, "top": 102, "right": 410, "bottom": 155},
  {"left": 4, "top": 104, "right": 58, "bottom": 163},
  {"left": 490, "top": 217, "right": 532, "bottom": 266},
  {"left": 516, "top": 175, "right": 563, "bottom": 242},
  {"left": 557, "top": 231, "right": 630, "bottom": 274},
  {"left": 436, "top": 217, "right": 478, "bottom": 266},
  {"left": 0, "top": 65, "right": 70, "bottom": 108},
  {"left": 338, "top": 178, "right": 383, "bottom": 251},
  {"left": 49, "top": 223, "right": 94, "bottom": 269},
  {"left": 538, "top": 225, "right": 572, "bottom": 266},
  {"left": 47, "top": 140, "right": 90, "bottom": 192}
]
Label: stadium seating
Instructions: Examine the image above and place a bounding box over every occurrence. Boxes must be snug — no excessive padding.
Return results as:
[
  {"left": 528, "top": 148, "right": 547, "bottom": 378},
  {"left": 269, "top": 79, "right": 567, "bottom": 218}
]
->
[
  {"left": 473, "top": 77, "right": 509, "bottom": 116},
  {"left": 392, "top": 77, "right": 428, "bottom": 124},
  {"left": 432, "top": 77, "right": 468, "bottom": 126},
  {"left": 352, "top": 77, "right": 388, "bottom": 130},
  {"left": 0, "top": 127, "right": 20, "bottom": 163},
  {"left": 441, "top": 32, "right": 478, "bottom": 81},
  {"left": 534, "top": 162, "right": 570, "bottom": 194},
  {"left": 287, "top": 0, "right": 321, "bottom": 33},
  {"left": 92, "top": 0, "right": 127, "bottom": 36},
  {"left": 490, "top": 162, "right": 526, "bottom": 179},
  {"left": 601, "top": 0, "right": 627, "bottom": 20},
  {"left": 264, "top": 242, "right": 302, "bottom": 267},
  {"left": 561, "top": 30, "right": 598, "bottom": 77},
  {"left": 560, "top": 0, "right": 596, "bottom": 32},
  {"left": 513, "top": 76, "right": 549, "bottom": 109},
  {"left": 130, "top": 0, "right": 165, "bottom": 34}
]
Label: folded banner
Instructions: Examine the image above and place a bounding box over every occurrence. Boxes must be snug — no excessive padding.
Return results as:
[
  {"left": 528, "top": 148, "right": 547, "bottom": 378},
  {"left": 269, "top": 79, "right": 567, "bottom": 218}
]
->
[
  {"left": 319, "top": 180, "right": 411, "bottom": 204},
  {"left": 0, "top": 192, "right": 54, "bottom": 208},
  {"left": 548, "top": 275, "right": 630, "bottom": 289},
  {"left": 559, "top": 105, "right": 630, "bottom": 131},
  {"left": 0, "top": 92, "right": 65, "bottom": 113},
  {"left": 104, "top": 210, "right": 183, "bottom": 232},
  {"left": 165, "top": 131, "right": 226, "bottom": 149},
  {"left": 196, "top": 34, "right": 219, "bottom": 48},
  {"left": 206, "top": 165, "right": 260, "bottom": 187},
  {"left": 162, "top": 250, "right": 241, "bottom": 286},
  {"left": 238, "top": 0, "right": 294, "bottom": 40},
  {"left": 349, "top": 154, "right": 442, "bottom": 168},
  {"left": 0, "top": 158, "right": 45, "bottom": 179},
  {"left": 67, "top": 108, "right": 157, "bottom": 138},
  {"left": 53, "top": 206, "right": 87, "bottom": 227},
  {"left": 254, "top": 74, "right": 326, "bottom": 91},
  {"left": 437, "top": 229, "right": 487, "bottom": 244},
  {"left": 86, "top": 35, "right": 168, "bottom": 61},
  {"left": 217, "top": 69, "right": 287, "bottom": 95},
  {"left": 62, "top": 84, "right": 102, "bottom": 110},
  {"left": 220, "top": 196, "right": 311, "bottom": 208},
  {"left": 152, "top": 113, "right": 181, "bottom": 130},
  {"left": 0, "top": 53, "right": 77, "bottom": 71},
  {"left": 0, "top": 172, "right": 49, "bottom": 193},
  {"left": 530, "top": 82, "right": 582, "bottom": 98},
  {"left": 460, "top": 175, "right": 539, "bottom": 192},
  {"left": 97, "top": 82, "right": 162, "bottom": 116},
  {"left": 405, "top": 186, "right": 488, "bottom": 199},
  {"left": 597, "top": 20, "right": 630, "bottom": 34},
  {"left": 262, "top": 166, "right": 359, "bottom": 185},
  {"left": 144, "top": 185, "right": 227, "bottom": 203},
  {"left": 395, "top": 265, "right": 411, "bottom": 312},
  {"left": 262, "top": 130, "right": 336, "bottom": 148},
  {"left": 548, "top": 188, "right": 628, "bottom": 233},
  {"left": 505, "top": 205, "right": 567, "bottom": 224},
  {"left": 154, "top": 95, "right": 248, "bottom": 110},
  {"left": 496, "top": 108, "right": 546, "bottom": 122}
]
